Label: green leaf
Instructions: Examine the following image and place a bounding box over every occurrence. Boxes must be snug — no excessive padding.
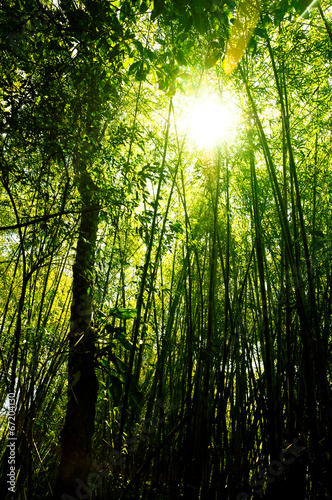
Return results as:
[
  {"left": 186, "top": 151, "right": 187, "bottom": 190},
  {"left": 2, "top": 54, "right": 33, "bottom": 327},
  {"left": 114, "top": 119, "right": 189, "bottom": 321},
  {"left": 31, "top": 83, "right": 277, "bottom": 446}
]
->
[
  {"left": 128, "top": 60, "right": 150, "bottom": 80},
  {"left": 109, "top": 307, "right": 137, "bottom": 319},
  {"left": 129, "top": 61, "right": 141, "bottom": 74},
  {"left": 169, "top": 221, "right": 184, "bottom": 234},
  {"left": 136, "top": 61, "right": 150, "bottom": 81},
  {"left": 133, "top": 39, "right": 144, "bottom": 55},
  {"left": 175, "top": 49, "right": 187, "bottom": 66},
  {"left": 191, "top": 11, "right": 205, "bottom": 34},
  {"left": 109, "top": 353, "right": 129, "bottom": 375},
  {"left": 107, "top": 374, "right": 122, "bottom": 406},
  {"left": 100, "top": 211, "right": 108, "bottom": 222},
  {"left": 105, "top": 324, "right": 125, "bottom": 335},
  {"left": 120, "top": 0, "right": 134, "bottom": 21},
  {"left": 114, "top": 331, "right": 133, "bottom": 350},
  {"left": 151, "top": 0, "right": 164, "bottom": 21},
  {"left": 140, "top": 1, "right": 149, "bottom": 14}
]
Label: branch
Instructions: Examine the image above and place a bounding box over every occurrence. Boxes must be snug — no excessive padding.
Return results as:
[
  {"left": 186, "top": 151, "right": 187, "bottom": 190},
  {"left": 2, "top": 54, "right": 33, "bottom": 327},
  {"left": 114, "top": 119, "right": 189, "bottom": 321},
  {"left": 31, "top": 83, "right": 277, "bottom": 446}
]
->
[{"left": 0, "top": 208, "right": 98, "bottom": 232}]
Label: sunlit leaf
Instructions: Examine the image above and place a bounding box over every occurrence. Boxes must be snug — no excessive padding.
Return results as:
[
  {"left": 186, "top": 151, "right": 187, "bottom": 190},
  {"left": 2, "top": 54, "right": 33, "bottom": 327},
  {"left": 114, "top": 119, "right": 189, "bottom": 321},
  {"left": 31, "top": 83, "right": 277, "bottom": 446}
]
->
[{"left": 224, "top": 0, "right": 261, "bottom": 75}]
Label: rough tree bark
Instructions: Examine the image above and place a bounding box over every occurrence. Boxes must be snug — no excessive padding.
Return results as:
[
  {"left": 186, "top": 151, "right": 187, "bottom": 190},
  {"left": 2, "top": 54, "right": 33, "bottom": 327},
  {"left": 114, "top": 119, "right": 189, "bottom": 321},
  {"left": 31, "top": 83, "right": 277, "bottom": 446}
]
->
[{"left": 53, "top": 157, "right": 100, "bottom": 499}]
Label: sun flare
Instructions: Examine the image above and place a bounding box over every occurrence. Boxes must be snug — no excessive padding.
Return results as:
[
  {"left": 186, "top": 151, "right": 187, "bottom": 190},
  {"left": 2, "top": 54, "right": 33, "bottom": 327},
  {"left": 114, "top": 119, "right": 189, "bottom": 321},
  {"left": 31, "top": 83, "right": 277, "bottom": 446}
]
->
[{"left": 189, "top": 94, "right": 238, "bottom": 149}]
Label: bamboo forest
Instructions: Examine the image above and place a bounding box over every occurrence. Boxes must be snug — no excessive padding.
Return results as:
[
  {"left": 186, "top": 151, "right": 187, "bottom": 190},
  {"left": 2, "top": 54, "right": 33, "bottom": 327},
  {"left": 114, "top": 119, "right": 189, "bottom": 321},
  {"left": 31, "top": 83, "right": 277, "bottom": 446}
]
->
[{"left": 1, "top": 0, "right": 332, "bottom": 499}]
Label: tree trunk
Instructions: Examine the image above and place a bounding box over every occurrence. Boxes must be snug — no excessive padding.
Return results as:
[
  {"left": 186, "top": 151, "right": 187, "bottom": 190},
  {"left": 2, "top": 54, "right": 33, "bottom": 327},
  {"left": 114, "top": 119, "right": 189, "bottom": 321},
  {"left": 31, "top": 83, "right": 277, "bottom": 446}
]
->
[{"left": 53, "top": 168, "right": 99, "bottom": 500}]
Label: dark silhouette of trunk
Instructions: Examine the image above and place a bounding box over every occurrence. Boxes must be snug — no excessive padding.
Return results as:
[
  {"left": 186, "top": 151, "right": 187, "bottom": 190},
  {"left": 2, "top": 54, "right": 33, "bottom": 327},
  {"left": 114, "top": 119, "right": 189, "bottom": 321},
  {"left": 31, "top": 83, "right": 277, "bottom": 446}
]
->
[{"left": 53, "top": 162, "right": 100, "bottom": 499}]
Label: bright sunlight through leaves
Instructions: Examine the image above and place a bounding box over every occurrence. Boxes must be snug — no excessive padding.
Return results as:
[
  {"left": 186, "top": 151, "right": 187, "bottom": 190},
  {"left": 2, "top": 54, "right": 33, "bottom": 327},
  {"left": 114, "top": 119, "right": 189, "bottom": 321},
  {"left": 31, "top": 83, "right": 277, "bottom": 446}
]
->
[
  {"left": 189, "top": 94, "right": 239, "bottom": 149},
  {"left": 224, "top": 0, "right": 261, "bottom": 75}
]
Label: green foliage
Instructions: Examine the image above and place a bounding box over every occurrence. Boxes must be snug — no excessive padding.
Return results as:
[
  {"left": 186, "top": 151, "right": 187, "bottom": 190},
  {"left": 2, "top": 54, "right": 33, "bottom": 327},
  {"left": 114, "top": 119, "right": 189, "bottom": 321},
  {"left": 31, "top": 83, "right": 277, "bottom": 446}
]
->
[
  {"left": 109, "top": 308, "right": 138, "bottom": 320},
  {"left": 1, "top": 0, "right": 332, "bottom": 499}
]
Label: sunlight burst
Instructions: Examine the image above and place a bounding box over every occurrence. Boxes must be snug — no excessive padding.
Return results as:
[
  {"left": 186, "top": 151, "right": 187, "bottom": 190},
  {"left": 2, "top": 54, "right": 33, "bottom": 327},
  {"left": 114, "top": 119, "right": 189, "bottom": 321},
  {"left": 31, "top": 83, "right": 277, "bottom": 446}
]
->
[{"left": 189, "top": 95, "right": 238, "bottom": 149}]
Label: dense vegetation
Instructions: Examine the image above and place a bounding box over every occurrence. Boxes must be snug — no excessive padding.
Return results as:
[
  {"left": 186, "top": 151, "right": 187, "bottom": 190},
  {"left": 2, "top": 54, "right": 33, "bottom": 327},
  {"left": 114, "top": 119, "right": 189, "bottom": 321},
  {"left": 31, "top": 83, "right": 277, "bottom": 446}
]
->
[{"left": 1, "top": 0, "right": 332, "bottom": 499}]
